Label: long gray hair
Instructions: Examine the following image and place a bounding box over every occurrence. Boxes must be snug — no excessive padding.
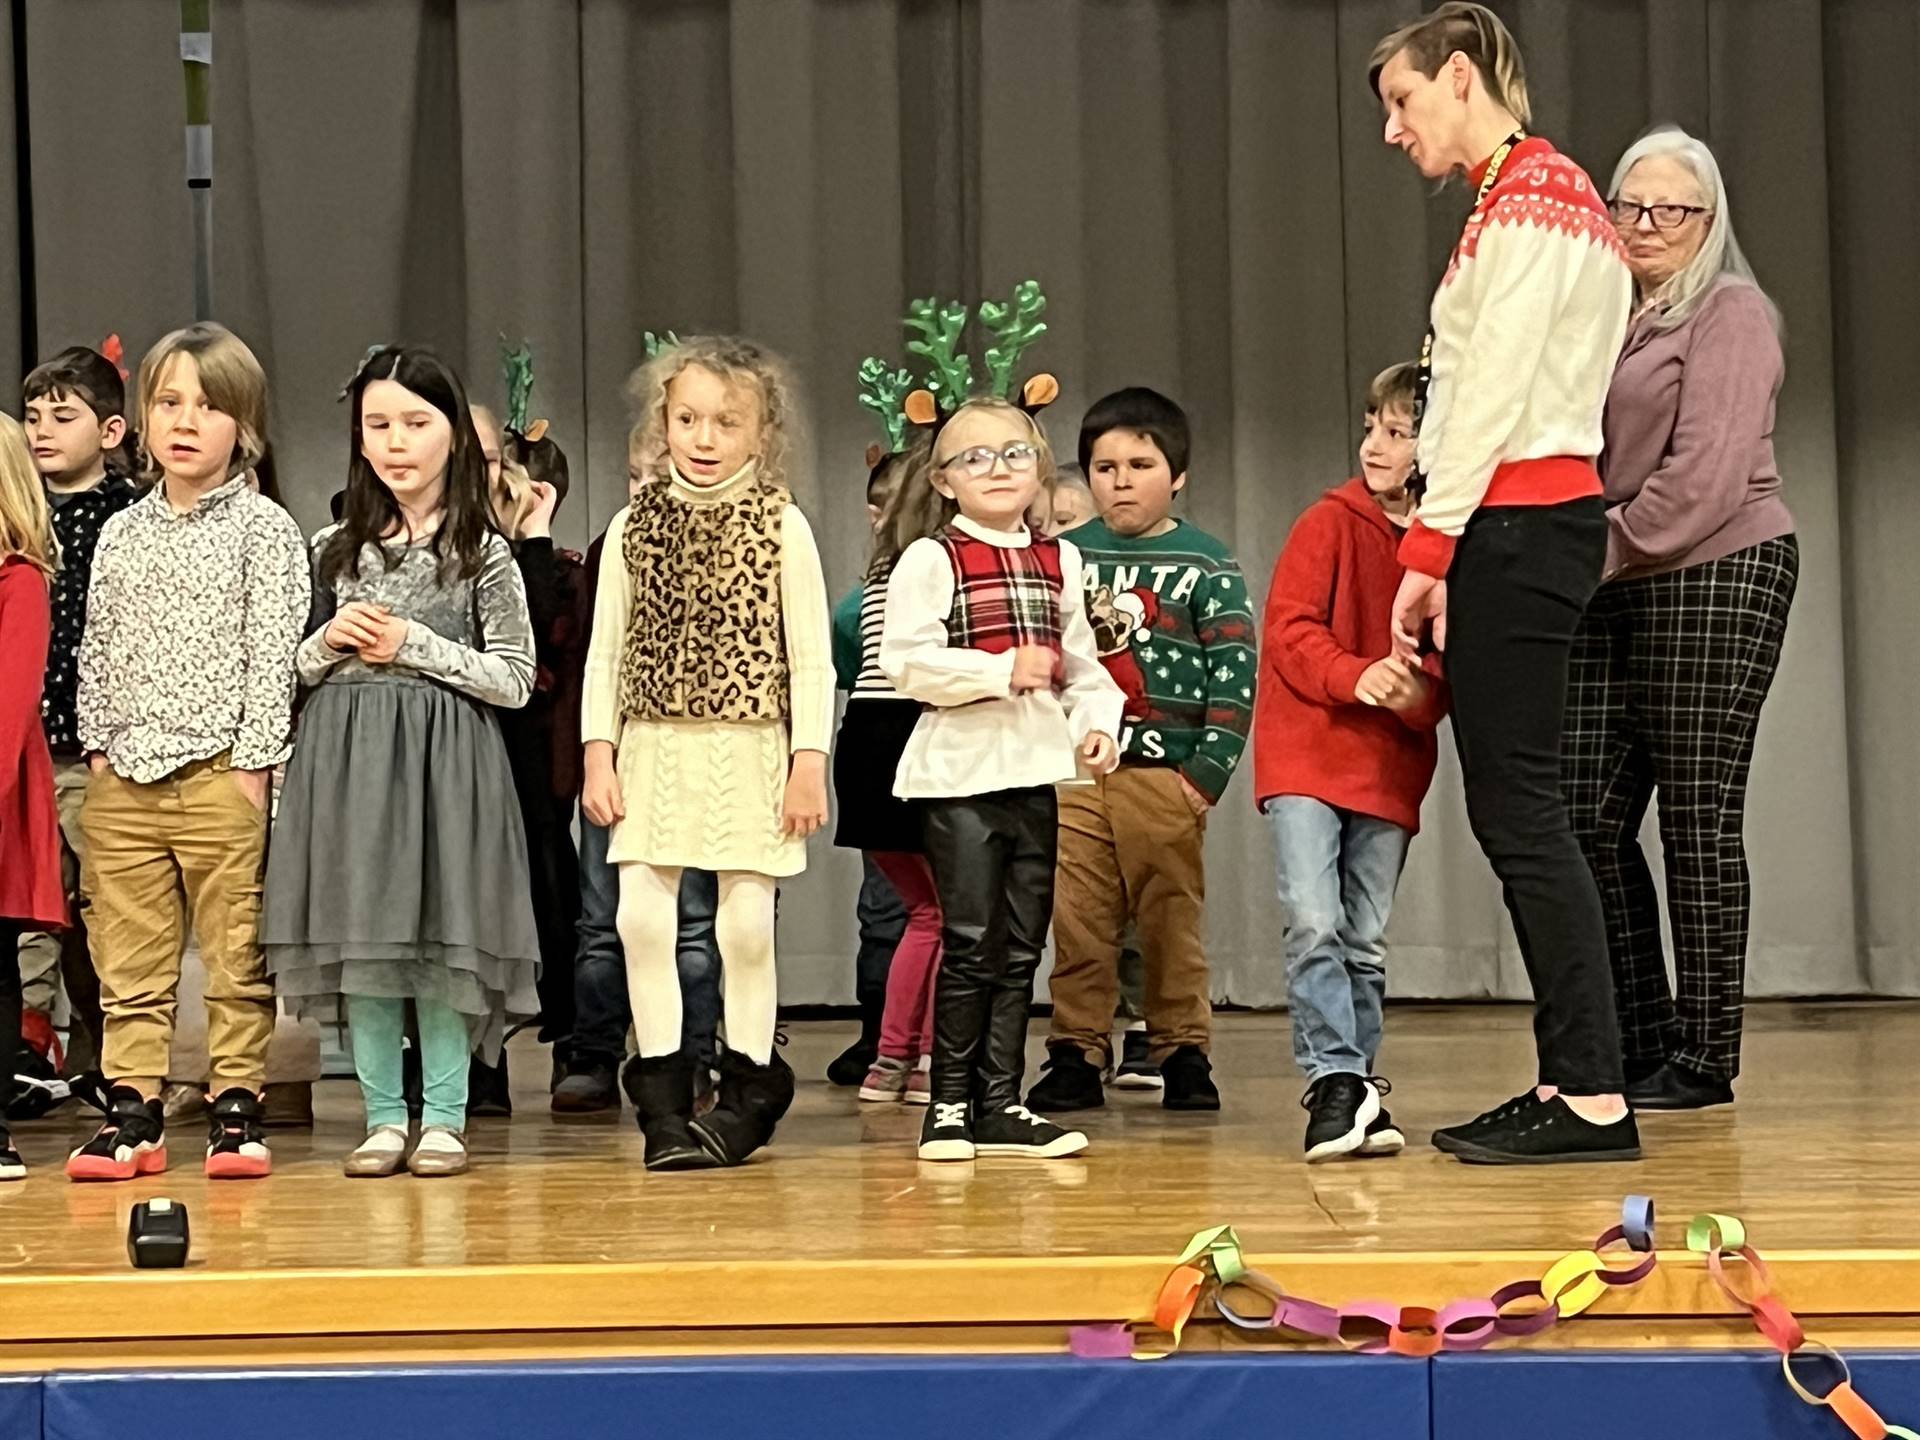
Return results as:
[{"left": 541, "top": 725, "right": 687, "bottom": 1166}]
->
[{"left": 1609, "top": 126, "right": 1780, "bottom": 335}]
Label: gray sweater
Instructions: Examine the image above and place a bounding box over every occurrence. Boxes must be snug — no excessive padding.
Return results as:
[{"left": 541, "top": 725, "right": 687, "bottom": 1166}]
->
[{"left": 1599, "top": 277, "right": 1795, "bottom": 580}]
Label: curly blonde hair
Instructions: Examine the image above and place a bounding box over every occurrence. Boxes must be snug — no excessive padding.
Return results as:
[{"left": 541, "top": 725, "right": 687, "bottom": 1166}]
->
[
  {"left": 870, "top": 396, "right": 1056, "bottom": 578},
  {"left": 0, "top": 413, "right": 59, "bottom": 577},
  {"left": 625, "top": 335, "right": 805, "bottom": 493}
]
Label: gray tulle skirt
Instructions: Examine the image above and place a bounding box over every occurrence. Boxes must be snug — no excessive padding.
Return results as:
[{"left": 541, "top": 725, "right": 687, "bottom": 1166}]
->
[{"left": 262, "top": 675, "right": 542, "bottom": 1053}]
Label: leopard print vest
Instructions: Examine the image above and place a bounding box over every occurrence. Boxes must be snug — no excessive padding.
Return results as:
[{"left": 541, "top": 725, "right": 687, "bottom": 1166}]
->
[{"left": 616, "top": 474, "right": 791, "bottom": 722}]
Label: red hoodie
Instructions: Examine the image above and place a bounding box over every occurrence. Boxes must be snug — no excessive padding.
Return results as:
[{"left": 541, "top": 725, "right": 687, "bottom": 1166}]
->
[{"left": 1254, "top": 480, "right": 1449, "bottom": 833}]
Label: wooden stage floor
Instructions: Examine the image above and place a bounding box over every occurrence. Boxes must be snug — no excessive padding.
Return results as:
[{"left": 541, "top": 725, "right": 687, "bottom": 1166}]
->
[{"left": 2, "top": 1002, "right": 1917, "bottom": 1365}]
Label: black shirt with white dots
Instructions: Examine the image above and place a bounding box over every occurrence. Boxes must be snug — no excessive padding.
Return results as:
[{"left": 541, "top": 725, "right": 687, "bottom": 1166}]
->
[{"left": 42, "top": 473, "right": 141, "bottom": 756}]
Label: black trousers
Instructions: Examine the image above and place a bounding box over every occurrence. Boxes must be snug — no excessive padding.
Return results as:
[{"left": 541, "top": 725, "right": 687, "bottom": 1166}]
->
[
  {"left": 1447, "top": 500, "right": 1623, "bottom": 1094},
  {"left": 1562, "top": 535, "right": 1798, "bottom": 1080},
  {"left": 1, "top": 919, "right": 21, "bottom": 1110},
  {"left": 922, "top": 787, "right": 1058, "bottom": 1110}
]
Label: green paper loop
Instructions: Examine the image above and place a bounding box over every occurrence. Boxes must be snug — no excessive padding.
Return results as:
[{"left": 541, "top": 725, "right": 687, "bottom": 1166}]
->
[
  {"left": 1176, "top": 1224, "right": 1246, "bottom": 1286},
  {"left": 1686, "top": 1213, "right": 1747, "bottom": 1254}
]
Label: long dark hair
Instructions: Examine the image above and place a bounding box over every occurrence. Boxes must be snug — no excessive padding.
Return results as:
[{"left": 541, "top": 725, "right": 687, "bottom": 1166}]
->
[{"left": 321, "top": 347, "right": 497, "bottom": 586}]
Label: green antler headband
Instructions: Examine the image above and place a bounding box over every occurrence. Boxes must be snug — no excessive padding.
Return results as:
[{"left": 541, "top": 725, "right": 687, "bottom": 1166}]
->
[
  {"left": 978, "top": 280, "right": 1048, "bottom": 399},
  {"left": 856, "top": 356, "right": 914, "bottom": 456},
  {"left": 499, "top": 336, "right": 535, "bottom": 436},
  {"left": 895, "top": 280, "right": 1058, "bottom": 436},
  {"left": 643, "top": 330, "right": 681, "bottom": 360},
  {"left": 904, "top": 298, "right": 973, "bottom": 413}
]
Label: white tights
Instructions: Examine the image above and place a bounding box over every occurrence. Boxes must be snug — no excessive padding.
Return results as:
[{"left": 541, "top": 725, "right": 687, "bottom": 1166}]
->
[{"left": 615, "top": 863, "right": 778, "bottom": 1065}]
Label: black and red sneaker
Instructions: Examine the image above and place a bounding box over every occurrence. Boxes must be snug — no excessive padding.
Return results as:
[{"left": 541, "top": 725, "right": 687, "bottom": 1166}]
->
[
  {"left": 205, "top": 1089, "right": 272, "bottom": 1179},
  {"left": 66, "top": 1085, "right": 168, "bottom": 1182}
]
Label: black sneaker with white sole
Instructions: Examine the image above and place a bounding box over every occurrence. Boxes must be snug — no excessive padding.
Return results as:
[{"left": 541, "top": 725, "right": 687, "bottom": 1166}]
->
[
  {"left": 918, "top": 1100, "right": 976, "bottom": 1161},
  {"left": 973, "top": 1105, "right": 1088, "bottom": 1158},
  {"left": 1443, "top": 1095, "right": 1643, "bottom": 1165},
  {"left": 1359, "top": 1110, "right": 1406, "bottom": 1156},
  {"left": 1301, "top": 1073, "right": 1380, "bottom": 1163},
  {"left": 0, "top": 1125, "right": 23, "bottom": 1182},
  {"left": 1112, "top": 1029, "right": 1162, "bottom": 1091}
]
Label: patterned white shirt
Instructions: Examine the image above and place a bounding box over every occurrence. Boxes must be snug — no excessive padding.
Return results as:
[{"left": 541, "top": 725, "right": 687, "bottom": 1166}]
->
[{"left": 77, "top": 474, "right": 311, "bottom": 782}]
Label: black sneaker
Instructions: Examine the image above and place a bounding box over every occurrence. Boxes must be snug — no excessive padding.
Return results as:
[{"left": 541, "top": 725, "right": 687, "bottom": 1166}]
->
[
  {"left": 552, "top": 1053, "right": 621, "bottom": 1115},
  {"left": 0, "top": 1126, "right": 23, "bottom": 1182},
  {"left": 1430, "top": 1091, "right": 1538, "bottom": 1154},
  {"left": 66, "top": 1085, "right": 167, "bottom": 1182},
  {"left": 1024, "top": 1045, "right": 1106, "bottom": 1112},
  {"left": 1359, "top": 1105, "right": 1406, "bottom": 1157},
  {"left": 1301, "top": 1074, "right": 1380, "bottom": 1163},
  {"left": 205, "top": 1088, "right": 272, "bottom": 1179},
  {"left": 973, "top": 1104, "right": 1088, "bottom": 1158},
  {"left": 918, "top": 1099, "right": 976, "bottom": 1161},
  {"left": 1160, "top": 1045, "right": 1220, "bottom": 1111},
  {"left": 827, "top": 1038, "right": 878, "bottom": 1088},
  {"left": 1444, "top": 1095, "right": 1643, "bottom": 1165},
  {"left": 1112, "top": 1029, "right": 1162, "bottom": 1090},
  {"left": 1625, "top": 1063, "right": 1733, "bottom": 1111},
  {"left": 467, "top": 1053, "right": 512, "bottom": 1118}
]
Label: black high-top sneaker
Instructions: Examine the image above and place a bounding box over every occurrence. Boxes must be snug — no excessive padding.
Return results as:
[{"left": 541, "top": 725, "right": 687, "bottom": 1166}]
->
[
  {"left": 972, "top": 1104, "right": 1089, "bottom": 1158},
  {"left": 205, "top": 1088, "right": 272, "bottom": 1179},
  {"left": 918, "top": 1099, "right": 975, "bottom": 1162},
  {"left": 0, "top": 1122, "right": 24, "bottom": 1182},
  {"left": 66, "top": 1085, "right": 167, "bottom": 1182}
]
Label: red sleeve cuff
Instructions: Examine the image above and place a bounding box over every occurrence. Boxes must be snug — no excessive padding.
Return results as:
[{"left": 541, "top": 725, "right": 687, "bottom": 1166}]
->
[
  {"left": 1398, "top": 521, "right": 1457, "bottom": 578},
  {"left": 1326, "top": 653, "right": 1371, "bottom": 704}
]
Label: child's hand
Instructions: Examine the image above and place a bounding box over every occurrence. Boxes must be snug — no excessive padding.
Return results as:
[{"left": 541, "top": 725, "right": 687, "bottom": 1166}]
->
[
  {"left": 324, "top": 601, "right": 386, "bottom": 653},
  {"left": 1010, "top": 645, "right": 1056, "bottom": 694},
  {"left": 1356, "top": 655, "right": 1426, "bottom": 710},
  {"left": 1178, "top": 776, "right": 1212, "bottom": 817},
  {"left": 521, "top": 481, "right": 559, "bottom": 539},
  {"left": 782, "top": 751, "right": 829, "bottom": 838},
  {"left": 1081, "top": 731, "right": 1120, "bottom": 776},
  {"left": 230, "top": 767, "right": 271, "bottom": 813},
  {"left": 582, "top": 742, "right": 624, "bottom": 827},
  {"left": 1390, "top": 573, "right": 1446, "bottom": 661},
  {"left": 357, "top": 609, "right": 407, "bottom": 665}
]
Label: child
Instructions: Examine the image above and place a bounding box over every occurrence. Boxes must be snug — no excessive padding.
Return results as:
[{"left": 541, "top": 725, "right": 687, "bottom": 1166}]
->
[
  {"left": 69, "top": 323, "right": 310, "bottom": 1182},
  {"left": 264, "top": 346, "right": 540, "bottom": 1178},
  {"left": 1028, "top": 387, "right": 1255, "bottom": 1113},
  {"left": 555, "top": 429, "right": 725, "bottom": 1116},
  {"left": 581, "top": 335, "right": 832, "bottom": 1170},
  {"left": 1256, "top": 362, "right": 1448, "bottom": 1161},
  {"left": 17, "top": 347, "right": 136, "bottom": 1082},
  {"left": 1, "top": 414, "right": 69, "bottom": 1180},
  {"left": 836, "top": 429, "right": 940, "bottom": 1105},
  {"left": 826, "top": 445, "right": 911, "bottom": 1087},
  {"left": 1048, "top": 463, "right": 1096, "bottom": 535},
  {"left": 882, "top": 371, "right": 1125, "bottom": 1160},
  {"left": 468, "top": 373, "right": 588, "bottom": 1112}
]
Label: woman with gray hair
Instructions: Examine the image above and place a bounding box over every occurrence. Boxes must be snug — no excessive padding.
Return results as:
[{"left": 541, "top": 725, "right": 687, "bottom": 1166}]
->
[{"left": 1562, "top": 126, "right": 1797, "bottom": 1112}]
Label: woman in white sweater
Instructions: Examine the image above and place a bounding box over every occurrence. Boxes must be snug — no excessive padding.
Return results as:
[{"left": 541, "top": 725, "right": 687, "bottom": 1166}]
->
[{"left": 1368, "top": 3, "right": 1638, "bottom": 1164}]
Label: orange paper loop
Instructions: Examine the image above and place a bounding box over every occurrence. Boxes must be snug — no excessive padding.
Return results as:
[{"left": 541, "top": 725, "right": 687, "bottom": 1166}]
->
[
  {"left": 1387, "top": 1306, "right": 1444, "bottom": 1358},
  {"left": 1153, "top": 1264, "right": 1208, "bottom": 1345},
  {"left": 1825, "top": 1383, "right": 1887, "bottom": 1440}
]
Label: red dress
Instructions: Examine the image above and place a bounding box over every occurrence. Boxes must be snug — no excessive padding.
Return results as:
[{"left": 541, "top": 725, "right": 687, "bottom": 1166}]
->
[{"left": 0, "top": 555, "right": 66, "bottom": 927}]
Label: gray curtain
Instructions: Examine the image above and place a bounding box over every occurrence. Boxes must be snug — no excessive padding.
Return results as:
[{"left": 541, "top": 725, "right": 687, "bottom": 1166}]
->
[{"left": 6, "top": 0, "right": 1908, "bottom": 1003}]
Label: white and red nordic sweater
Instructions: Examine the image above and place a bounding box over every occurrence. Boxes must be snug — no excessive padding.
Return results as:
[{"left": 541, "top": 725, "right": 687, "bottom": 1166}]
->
[{"left": 1400, "top": 136, "right": 1632, "bottom": 578}]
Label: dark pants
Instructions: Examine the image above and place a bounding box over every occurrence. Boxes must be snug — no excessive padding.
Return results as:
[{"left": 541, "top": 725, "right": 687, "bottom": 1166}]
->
[
  {"left": 572, "top": 818, "right": 721, "bottom": 1067},
  {"left": 922, "top": 787, "right": 1057, "bottom": 1110},
  {"left": 1562, "top": 535, "right": 1798, "bottom": 1080},
  {"left": 854, "top": 854, "right": 907, "bottom": 1033},
  {"left": 1446, "top": 500, "right": 1623, "bottom": 1095},
  {"left": 522, "top": 792, "right": 582, "bottom": 1050},
  {"left": 1, "top": 920, "right": 20, "bottom": 1109}
]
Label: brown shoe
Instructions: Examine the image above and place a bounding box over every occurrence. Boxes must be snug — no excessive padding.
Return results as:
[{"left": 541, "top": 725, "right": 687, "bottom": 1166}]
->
[
  {"left": 406, "top": 1125, "right": 470, "bottom": 1177},
  {"left": 261, "top": 1081, "right": 314, "bottom": 1130}
]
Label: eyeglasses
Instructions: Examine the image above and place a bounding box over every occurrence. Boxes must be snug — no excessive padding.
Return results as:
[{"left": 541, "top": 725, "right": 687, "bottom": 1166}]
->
[
  {"left": 1608, "top": 199, "right": 1711, "bottom": 231},
  {"left": 936, "top": 442, "right": 1040, "bottom": 479}
]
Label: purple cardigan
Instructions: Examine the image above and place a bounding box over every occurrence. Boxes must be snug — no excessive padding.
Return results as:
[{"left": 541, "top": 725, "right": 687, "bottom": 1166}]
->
[{"left": 1599, "top": 277, "right": 1795, "bottom": 579}]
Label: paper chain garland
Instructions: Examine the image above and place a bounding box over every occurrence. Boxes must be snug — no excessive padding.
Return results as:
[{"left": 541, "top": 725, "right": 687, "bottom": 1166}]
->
[{"left": 1070, "top": 1197, "right": 1919, "bottom": 1439}]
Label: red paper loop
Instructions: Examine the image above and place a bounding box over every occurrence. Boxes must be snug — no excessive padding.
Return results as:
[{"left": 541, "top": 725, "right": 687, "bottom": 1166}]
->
[
  {"left": 1387, "top": 1306, "right": 1444, "bottom": 1358},
  {"left": 1750, "top": 1295, "right": 1806, "bottom": 1354},
  {"left": 1706, "top": 1244, "right": 1774, "bottom": 1310}
]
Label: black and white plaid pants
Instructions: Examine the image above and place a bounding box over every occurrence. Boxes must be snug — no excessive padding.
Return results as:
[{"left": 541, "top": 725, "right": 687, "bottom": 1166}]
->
[{"left": 1560, "top": 535, "right": 1798, "bottom": 1080}]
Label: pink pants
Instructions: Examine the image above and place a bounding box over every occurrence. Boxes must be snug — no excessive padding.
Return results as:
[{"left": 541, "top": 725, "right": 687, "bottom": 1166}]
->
[{"left": 870, "top": 850, "right": 942, "bottom": 1060}]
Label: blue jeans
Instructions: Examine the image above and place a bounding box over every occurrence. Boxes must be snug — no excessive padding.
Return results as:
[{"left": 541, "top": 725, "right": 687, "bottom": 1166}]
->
[
  {"left": 1265, "top": 796, "right": 1411, "bottom": 1084},
  {"left": 573, "top": 818, "right": 721, "bottom": 1066}
]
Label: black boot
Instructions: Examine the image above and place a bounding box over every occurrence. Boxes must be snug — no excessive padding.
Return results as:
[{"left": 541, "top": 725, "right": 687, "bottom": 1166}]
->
[
  {"left": 689, "top": 1047, "right": 795, "bottom": 1166},
  {"left": 827, "top": 996, "right": 883, "bottom": 1086},
  {"left": 621, "top": 1053, "right": 717, "bottom": 1171}
]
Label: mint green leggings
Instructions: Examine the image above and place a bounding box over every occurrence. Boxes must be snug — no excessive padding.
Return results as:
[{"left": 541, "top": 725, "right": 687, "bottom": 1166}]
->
[{"left": 347, "top": 995, "right": 470, "bottom": 1131}]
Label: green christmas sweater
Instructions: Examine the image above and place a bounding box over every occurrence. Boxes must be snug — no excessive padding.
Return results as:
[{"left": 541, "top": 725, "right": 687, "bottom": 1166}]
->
[{"left": 1065, "top": 517, "right": 1256, "bottom": 803}]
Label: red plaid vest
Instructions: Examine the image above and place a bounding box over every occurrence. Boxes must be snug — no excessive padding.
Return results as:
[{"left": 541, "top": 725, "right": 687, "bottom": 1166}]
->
[{"left": 935, "top": 527, "right": 1064, "bottom": 656}]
